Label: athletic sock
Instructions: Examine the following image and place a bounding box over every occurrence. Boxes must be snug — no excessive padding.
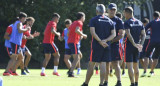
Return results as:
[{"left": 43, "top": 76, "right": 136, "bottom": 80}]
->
[
  {"left": 135, "top": 82, "right": 138, "bottom": 85},
  {"left": 41, "top": 67, "right": 45, "bottom": 73},
  {"left": 54, "top": 66, "right": 58, "bottom": 73}
]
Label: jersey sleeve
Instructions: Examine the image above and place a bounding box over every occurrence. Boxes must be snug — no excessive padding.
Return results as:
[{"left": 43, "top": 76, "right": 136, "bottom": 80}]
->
[
  {"left": 110, "top": 21, "right": 115, "bottom": 30},
  {"left": 117, "top": 19, "right": 124, "bottom": 30},
  {"left": 89, "top": 18, "right": 95, "bottom": 27},
  {"left": 51, "top": 22, "right": 57, "bottom": 30},
  {"left": 6, "top": 26, "right": 12, "bottom": 35},
  {"left": 124, "top": 21, "right": 130, "bottom": 30},
  {"left": 145, "top": 21, "right": 152, "bottom": 31}
]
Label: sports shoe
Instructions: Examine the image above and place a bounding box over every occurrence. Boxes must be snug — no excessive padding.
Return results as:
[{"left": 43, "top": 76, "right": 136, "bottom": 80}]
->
[
  {"left": 122, "top": 70, "right": 125, "bottom": 76},
  {"left": 103, "top": 82, "right": 108, "bottom": 86},
  {"left": 21, "top": 71, "right": 27, "bottom": 75},
  {"left": 115, "top": 82, "right": 122, "bottom": 86},
  {"left": 11, "top": 72, "right": 19, "bottom": 76},
  {"left": 40, "top": 72, "right": 46, "bottom": 76},
  {"left": 96, "top": 70, "right": 99, "bottom": 75},
  {"left": 148, "top": 72, "right": 154, "bottom": 77},
  {"left": 77, "top": 68, "right": 81, "bottom": 75},
  {"left": 68, "top": 72, "right": 75, "bottom": 77},
  {"left": 24, "top": 67, "right": 30, "bottom": 73},
  {"left": 81, "top": 83, "right": 88, "bottom": 86},
  {"left": 9, "top": 69, "right": 13, "bottom": 74},
  {"left": 53, "top": 72, "right": 60, "bottom": 76},
  {"left": 141, "top": 72, "right": 147, "bottom": 77},
  {"left": 3, "top": 72, "right": 12, "bottom": 76}
]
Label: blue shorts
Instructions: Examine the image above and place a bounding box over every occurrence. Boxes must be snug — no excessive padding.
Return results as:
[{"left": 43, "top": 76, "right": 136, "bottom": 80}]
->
[
  {"left": 21, "top": 46, "right": 29, "bottom": 56},
  {"left": 125, "top": 43, "right": 139, "bottom": 62},
  {"left": 65, "top": 49, "right": 72, "bottom": 55},
  {"left": 111, "top": 44, "right": 121, "bottom": 61},
  {"left": 68, "top": 43, "right": 80, "bottom": 54},
  {"left": 43, "top": 43, "right": 59, "bottom": 54},
  {"left": 6, "top": 47, "right": 12, "bottom": 56},
  {"left": 145, "top": 42, "right": 160, "bottom": 59},
  {"left": 89, "top": 43, "right": 111, "bottom": 62},
  {"left": 11, "top": 42, "right": 21, "bottom": 54}
]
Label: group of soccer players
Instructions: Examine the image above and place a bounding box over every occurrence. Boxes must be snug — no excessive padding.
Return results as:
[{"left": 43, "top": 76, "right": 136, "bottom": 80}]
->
[{"left": 2, "top": 2, "right": 160, "bottom": 86}]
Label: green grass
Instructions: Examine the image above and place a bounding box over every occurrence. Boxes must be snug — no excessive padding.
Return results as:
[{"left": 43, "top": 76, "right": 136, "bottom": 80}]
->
[{"left": 0, "top": 69, "right": 160, "bottom": 86}]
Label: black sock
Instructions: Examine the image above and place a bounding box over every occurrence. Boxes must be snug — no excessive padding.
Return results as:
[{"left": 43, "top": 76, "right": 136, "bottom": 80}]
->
[
  {"left": 135, "top": 82, "right": 138, "bottom": 85},
  {"left": 110, "top": 69, "right": 112, "bottom": 73},
  {"left": 21, "top": 69, "right": 24, "bottom": 72},
  {"left": 95, "top": 67, "right": 98, "bottom": 71},
  {"left": 144, "top": 71, "right": 146, "bottom": 73},
  {"left": 117, "top": 80, "right": 121, "bottom": 84},
  {"left": 131, "top": 83, "right": 134, "bottom": 86}
]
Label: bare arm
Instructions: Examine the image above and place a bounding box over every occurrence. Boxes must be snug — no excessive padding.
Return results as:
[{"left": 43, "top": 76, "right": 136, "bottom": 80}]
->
[
  {"left": 125, "top": 29, "right": 136, "bottom": 47},
  {"left": 112, "top": 29, "right": 125, "bottom": 43},
  {"left": 102, "top": 29, "right": 116, "bottom": 42},
  {"left": 90, "top": 27, "right": 101, "bottom": 42},
  {"left": 4, "top": 33, "right": 10, "bottom": 40},
  {"left": 75, "top": 27, "right": 86, "bottom": 37},
  {"left": 17, "top": 23, "right": 29, "bottom": 33},
  {"left": 51, "top": 27, "right": 60, "bottom": 37},
  {"left": 140, "top": 29, "right": 146, "bottom": 45}
]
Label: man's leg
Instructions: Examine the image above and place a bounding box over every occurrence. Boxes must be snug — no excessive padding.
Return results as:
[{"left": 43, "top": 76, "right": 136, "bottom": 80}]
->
[
  {"left": 77, "top": 52, "right": 83, "bottom": 74},
  {"left": 4, "top": 54, "right": 17, "bottom": 72},
  {"left": 64, "top": 55, "right": 71, "bottom": 69},
  {"left": 52, "top": 52, "right": 60, "bottom": 75},
  {"left": 112, "top": 61, "right": 121, "bottom": 86},
  {"left": 99, "top": 62, "right": 106, "bottom": 85},
  {"left": 139, "top": 58, "right": 144, "bottom": 68},
  {"left": 126, "top": 62, "right": 135, "bottom": 85},
  {"left": 133, "top": 62, "right": 139, "bottom": 86},
  {"left": 143, "top": 57, "right": 149, "bottom": 73},
  {"left": 103, "top": 62, "right": 111, "bottom": 86},
  {"left": 24, "top": 50, "right": 32, "bottom": 73},
  {"left": 41, "top": 53, "right": 51, "bottom": 76}
]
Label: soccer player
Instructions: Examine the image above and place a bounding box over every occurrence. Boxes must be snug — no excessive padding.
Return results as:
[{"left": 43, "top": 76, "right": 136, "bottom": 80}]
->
[
  {"left": 3, "top": 12, "right": 30, "bottom": 76},
  {"left": 140, "top": 18, "right": 153, "bottom": 77},
  {"left": 67, "top": 12, "right": 87, "bottom": 77},
  {"left": 106, "top": 3, "right": 125, "bottom": 86},
  {"left": 20, "top": 17, "right": 40, "bottom": 75},
  {"left": 41, "top": 13, "right": 61, "bottom": 76},
  {"left": 116, "top": 12, "right": 126, "bottom": 76},
  {"left": 143, "top": 11, "right": 160, "bottom": 77},
  {"left": 123, "top": 7, "right": 146, "bottom": 86},
  {"left": 82, "top": 4, "right": 116, "bottom": 86},
  {"left": 61, "top": 19, "right": 82, "bottom": 75}
]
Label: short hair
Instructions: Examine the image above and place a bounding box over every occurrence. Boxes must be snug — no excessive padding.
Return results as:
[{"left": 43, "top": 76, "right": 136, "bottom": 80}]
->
[
  {"left": 26, "top": 17, "right": 35, "bottom": 22},
  {"left": 153, "top": 11, "right": 160, "bottom": 18},
  {"left": 96, "top": 4, "right": 106, "bottom": 13},
  {"left": 52, "top": 13, "right": 60, "bottom": 18},
  {"left": 124, "top": 7, "right": 133, "bottom": 14},
  {"left": 65, "top": 19, "right": 72, "bottom": 25},
  {"left": 116, "top": 12, "right": 122, "bottom": 18},
  {"left": 19, "top": 12, "right": 27, "bottom": 19},
  {"left": 142, "top": 18, "right": 149, "bottom": 23},
  {"left": 76, "top": 12, "right": 85, "bottom": 20}
]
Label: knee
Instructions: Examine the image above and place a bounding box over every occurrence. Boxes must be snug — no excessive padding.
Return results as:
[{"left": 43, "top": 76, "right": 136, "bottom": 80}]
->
[{"left": 64, "top": 58, "right": 68, "bottom": 62}]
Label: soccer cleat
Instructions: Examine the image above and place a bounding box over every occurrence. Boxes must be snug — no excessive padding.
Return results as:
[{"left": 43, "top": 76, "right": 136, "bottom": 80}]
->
[
  {"left": 148, "top": 72, "right": 154, "bottom": 77},
  {"left": 77, "top": 68, "right": 81, "bottom": 75},
  {"left": 40, "top": 72, "right": 46, "bottom": 76},
  {"left": 24, "top": 67, "right": 30, "bottom": 73},
  {"left": 96, "top": 70, "right": 99, "bottom": 75},
  {"left": 3, "top": 72, "right": 12, "bottom": 76},
  {"left": 103, "top": 82, "right": 108, "bottom": 86},
  {"left": 68, "top": 72, "right": 75, "bottom": 77},
  {"left": 141, "top": 72, "right": 147, "bottom": 77},
  {"left": 11, "top": 72, "right": 19, "bottom": 76},
  {"left": 53, "top": 72, "right": 60, "bottom": 76},
  {"left": 81, "top": 83, "right": 88, "bottom": 86},
  {"left": 21, "top": 71, "right": 27, "bottom": 75}
]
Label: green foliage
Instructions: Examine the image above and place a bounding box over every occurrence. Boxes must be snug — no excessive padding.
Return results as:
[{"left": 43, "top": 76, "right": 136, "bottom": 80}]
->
[{"left": 0, "top": 0, "right": 151, "bottom": 68}]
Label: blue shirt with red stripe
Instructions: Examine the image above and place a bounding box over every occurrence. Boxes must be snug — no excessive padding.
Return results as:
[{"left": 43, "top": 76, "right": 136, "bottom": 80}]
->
[
  {"left": 89, "top": 15, "right": 115, "bottom": 46},
  {"left": 124, "top": 18, "right": 145, "bottom": 44},
  {"left": 145, "top": 18, "right": 160, "bottom": 43}
]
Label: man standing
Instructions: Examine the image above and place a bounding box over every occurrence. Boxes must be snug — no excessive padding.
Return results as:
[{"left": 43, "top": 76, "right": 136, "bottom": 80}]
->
[
  {"left": 67, "top": 12, "right": 87, "bottom": 77},
  {"left": 124, "top": 7, "right": 146, "bottom": 86},
  {"left": 82, "top": 4, "right": 116, "bottom": 86},
  {"left": 105, "top": 3, "right": 125, "bottom": 86},
  {"left": 41, "top": 13, "right": 61, "bottom": 76},
  {"left": 144, "top": 11, "right": 160, "bottom": 77}
]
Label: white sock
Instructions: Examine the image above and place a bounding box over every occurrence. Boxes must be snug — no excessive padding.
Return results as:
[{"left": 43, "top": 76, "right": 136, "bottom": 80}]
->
[
  {"left": 54, "top": 66, "right": 58, "bottom": 73},
  {"left": 41, "top": 67, "right": 45, "bottom": 73}
]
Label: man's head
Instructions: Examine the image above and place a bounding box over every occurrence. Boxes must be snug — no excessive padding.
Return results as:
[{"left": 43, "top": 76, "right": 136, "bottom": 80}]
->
[
  {"left": 65, "top": 19, "right": 72, "bottom": 28},
  {"left": 123, "top": 7, "right": 133, "bottom": 19},
  {"left": 76, "top": 12, "right": 85, "bottom": 22},
  {"left": 26, "top": 17, "right": 35, "bottom": 27},
  {"left": 108, "top": 3, "right": 117, "bottom": 17},
  {"left": 153, "top": 11, "right": 160, "bottom": 19},
  {"left": 96, "top": 4, "right": 106, "bottom": 15},
  {"left": 52, "top": 13, "right": 60, "bottom": 23},
  {"left": 19, "top": 12, "right": 27, "bottom": 23},
  {"left": 116, "top": 12, "right": 123, "bottom": 19},
  {"left": 142, "top": 18, "right": 149, "bottom": 26}
]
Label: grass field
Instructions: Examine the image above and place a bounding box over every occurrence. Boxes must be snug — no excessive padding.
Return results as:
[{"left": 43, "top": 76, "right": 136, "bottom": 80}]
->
[{"left": 0, "top": 69, "right": 160, "bottom": 86}]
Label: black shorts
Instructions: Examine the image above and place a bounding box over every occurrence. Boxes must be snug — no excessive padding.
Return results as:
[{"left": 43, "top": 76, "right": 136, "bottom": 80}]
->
[
  {"left": 68, "top": 43, "right": 80, "bottom": 54},
  {"left": 65, "top": 49, "right": 72, "bottom": 55},
  {"left": 43, "top": 43, "right": 59, "bottom": 54},
  {"left": 89, "top": 43, "right": 111, "bottom": 62},
  {"left": 21, "top": 46, "right": 29, "bottom": 56},
  {"left": 145, "top": 42, "right": 160, "bottom": 59},
  {"left": 6, "top": 47, "right": 12, "bottom": 56},
  {"left": 125, "top": 43, "right": 139, "bottom": 62},
  {"left": 111, "top": 44, "right": 121, "bottom": 61},
  {"left": 140, "top": 39, "right": 150, "bottom": 59},
  {"left": 11, "top": 42, "right": 21, "bottom": 54}
]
